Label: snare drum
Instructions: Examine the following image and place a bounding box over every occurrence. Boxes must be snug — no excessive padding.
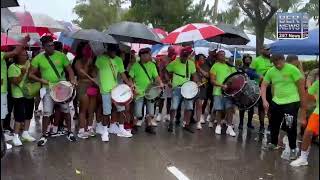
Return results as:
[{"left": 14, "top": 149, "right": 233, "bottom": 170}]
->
[
  {"left": 50, "top": 81, "right": 76, "bottom": 103},
  {"left": 223, "top": 72, "right": 260, "bottom": 110},
  {"left": 111, "top": 84, "right": 133, "bottom": 106},
  {"left": 145, "top": 83, "right": 163, "bottom": 100},
  {"left": 181, "top": 81, "right": 199, "bottom": 99}
]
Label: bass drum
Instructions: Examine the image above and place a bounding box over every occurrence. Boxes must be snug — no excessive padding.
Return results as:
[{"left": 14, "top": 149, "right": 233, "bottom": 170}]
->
[
  {"left": 181, "top": 81, "right": 199, "bottom": 99},
  {"left": 111, "top": 84, "right": 133, "bottom": 106},
  {"left": 50, "top": 81, "right": 76, "bottom": 103},
  {"left": 223, "top": 72, "right": 260, "bottom": 110}
]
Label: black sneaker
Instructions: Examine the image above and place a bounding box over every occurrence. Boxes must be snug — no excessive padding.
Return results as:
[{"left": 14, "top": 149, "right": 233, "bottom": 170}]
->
[
  {"left": 168, "top": 123, "right": 174, "bottom": 132},
  {"left": 37, "top": 135, "right": 48, "bottom": 146},
  {"left": 145, "top": 126, "right": 156, "bottom": 135},
  {"left": 183, "top": 125, "right": 194, "bottom": 133},
  {"left": 131, "top": 126, "right": 138, "bottom": 135},
  {"left": 67, "top": 132, "right": 76, "bottom": 142}
]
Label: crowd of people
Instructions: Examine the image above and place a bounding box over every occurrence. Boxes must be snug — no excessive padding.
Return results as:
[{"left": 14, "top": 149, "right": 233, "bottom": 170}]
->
[{"left": 1, "top": 35, "right": 318, "bottom": 168}]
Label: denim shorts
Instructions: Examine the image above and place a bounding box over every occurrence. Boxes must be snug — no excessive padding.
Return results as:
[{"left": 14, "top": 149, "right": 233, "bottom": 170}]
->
[
  {"left": 134, "top": 97, "right": 155, "bottom": 118},
  {"left": 213, "top": 95, "right": 233, "bottom": 111},
  {"left": 1, "top": 93, "right": 8, "bottom": 119},
  {"left": 42, "top": 88, "right": 70, "bottom": 117},
  {"left": 171, "top": 87, "right": 194, "bottom": 110},
  {"left": 101, "top": 93, "right": 125, "bottom": 116}
]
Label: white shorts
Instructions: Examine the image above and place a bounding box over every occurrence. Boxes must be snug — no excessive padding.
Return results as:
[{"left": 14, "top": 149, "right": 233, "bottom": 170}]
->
[{"left": 1, "top": 93, "right": 8, "bottom": 119}]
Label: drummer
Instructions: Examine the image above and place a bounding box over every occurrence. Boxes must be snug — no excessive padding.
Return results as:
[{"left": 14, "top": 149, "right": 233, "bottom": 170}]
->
[
  {"left": 95, "top": 45, "right": 133, "bottom": 142},
  {"left": 29, "top": 36, "right": 77, "bottom": 146},
  {"left": 129, "top": 48, "right": 164, "bottom": 134},
  {"left": 166, "top": 46, "right": 198, "bottom": 133},
  {"left": 209, "top": 50, "right": 237, "bottom": 137}
]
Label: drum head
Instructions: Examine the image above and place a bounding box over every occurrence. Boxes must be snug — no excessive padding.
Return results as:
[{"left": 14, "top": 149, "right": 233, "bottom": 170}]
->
[
  {"left": 111, "top": 84, "right": 133, "bottom": 104},
  {"left": 50, "top": 81, "right": 74, "bottom": 103},
  {"left": 145, "top": 85, "right": 162, "bottom": 100},
  {"left": 223, "top": 72, "right": 247, "bottom": 96},
  {"left": 181, "top": 81, "right": 198, "bottom": 99}
]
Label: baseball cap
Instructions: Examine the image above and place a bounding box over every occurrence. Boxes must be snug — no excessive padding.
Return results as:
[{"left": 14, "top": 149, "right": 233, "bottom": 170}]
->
[{"left": 180, "top": 46, "right": 193, "bottom": 55}]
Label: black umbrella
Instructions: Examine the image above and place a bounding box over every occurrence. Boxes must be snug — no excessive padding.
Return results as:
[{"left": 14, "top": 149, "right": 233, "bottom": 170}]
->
[
  {"left": 106, "top": 21, "right": 162, "bottom": 45},
  {"left": 70, "top": 29, "right": 118, "bottom": 44},
  {"left": 1, "top": 0, "right": 19, "bottom": 8},
  {"left": 207, "top": 23, "right": 250, "bottom": 45}
]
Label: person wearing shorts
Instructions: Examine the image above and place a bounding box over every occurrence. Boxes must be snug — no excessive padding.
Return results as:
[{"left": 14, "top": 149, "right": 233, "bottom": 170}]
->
[
  {"left": 261, "top": 54, "right": 305, "bottom": 160},
  {"left": 129, "top": 48, "right": 163, "bottom": 134},
  {"left": 291, "top": 76, "right": 319, "bottom": 167},
  {"left": 29, "top": 36, "right": 77, "bottom": 146},
  {"left": 210, "top": 50, "right": 237, "bottom": 137},
  {"left": 166, "top": 46, "right": 198, "bottom": 133},
  {"left": 95, "top": 45, "right": 133, "bottom": 142}
]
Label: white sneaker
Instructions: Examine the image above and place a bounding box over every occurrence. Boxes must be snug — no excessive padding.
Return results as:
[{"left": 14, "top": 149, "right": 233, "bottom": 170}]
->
[
  {"left": 200, "top": 115, "right": 205, "bottom": 124},
  {"left": 136, "top": 120, "right": 143, "bottom": 127},
  {"left": 117, "top": 127, "right": 133, "bottom": 138},
  {"left": 87, "top": 127, "right": 96, "bottom": 137},
  {"left": 77, "top": 129, "right": 89, "bottom": 139},
  {"left": 215, "top": 125, "right": 222, "bottom": 135},
  {"left": 290, "top": 157, "right": 308, "bottom": 167},
  {"left": 21, "top": 131, "right": 36, "bottom": 142},
  {"left": 196, "top": 121, "right": 202, "bottom": 130},
  {"left": 164, "top": 114, "right": 170, "bottom": 121},
  {"left": 6, "top": 143, "right": 12, "bottom": 150},
  {"left": 156, "top": 114, "right": 162, "bottom": 122},
  {"left": 101, "top": 131, "right": 109, "bottom": 142},
  {"left": 208, "top": 121, "right": 213, "bottom": 128},
  {"left": 4, "top": 133, "right": 13, "bottom": 141},
  {"left": 226, "top": 126, "right": 236, "bottom": 137},
  {"left": 182, "top": 121, "right": 186, "bottom": 127},
  {"left": 96, "top": 123, "right": 104, "bottom": 135},
  {"left": 109, "top": 124, "right": 120, "bottom": 134},
  {"left": 206, "top": 115, "right": 211, "bottom": 122},
  {"left": 151, "top": 119, "right": 158, "bottom": 127},
  {"left": 12, "top": 134, "right": 22, "bottom": 146}
]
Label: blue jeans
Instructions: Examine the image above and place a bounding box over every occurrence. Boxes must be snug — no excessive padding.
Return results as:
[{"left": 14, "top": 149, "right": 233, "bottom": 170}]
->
[
  {"left": 213, "top": 95, "right": 233, "bottom": 111},
  {"left": 134, "top": 97, "right": 155, "bottom": 118},
  {"left": 171, "top": 87, "right": 194, "bottom": 111},
  {"left": 102, "top": 93, "right": 125, "bottom": 116}
]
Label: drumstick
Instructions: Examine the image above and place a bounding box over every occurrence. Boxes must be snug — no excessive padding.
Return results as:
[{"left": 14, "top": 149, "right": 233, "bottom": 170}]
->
[{"left": 79, "top": 69, "right": 99, "bottom": 86}]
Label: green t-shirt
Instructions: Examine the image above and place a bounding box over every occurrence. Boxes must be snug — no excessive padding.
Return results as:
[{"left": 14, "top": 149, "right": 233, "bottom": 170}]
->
[
  {"left": 166, "top": 58, "right": 196, "bottom": 88},
  {"left": 31, "top": 51, "right": 69, "bottom": 87},
  {"left": 95, "top": 55, "right": 119, "bottom": 94},
  {"left": 264, "top": 63, "right": 303, "bottom": 105},
  {"left": 129, "top": 61, "right": 159, "bottom": 98},
  {"left": 112, "top": 56, "right": 125, "bottom": 74},
  {"left": 308, "top": 80, "right": 319, "bottom": 114},
  {"left": 8, "top": 62, "right": 30, "bottom": 98},
  {"left": 250, "top": 55, "right": 273, "bottom": 82},
  {"left": 1, "top": 52, "right": 7, "bottom": 93},
  {"left": 210, "top": 62, "right": 236, "bottom": 96}
]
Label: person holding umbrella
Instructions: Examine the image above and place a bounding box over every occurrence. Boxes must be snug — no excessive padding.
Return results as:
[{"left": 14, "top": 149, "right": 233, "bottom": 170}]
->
[{"left": 166, "top": 46, "right": 198, "bottom": 133}]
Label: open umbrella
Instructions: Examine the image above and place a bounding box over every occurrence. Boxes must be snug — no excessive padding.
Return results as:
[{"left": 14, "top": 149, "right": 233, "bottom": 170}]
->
[
  {"left": 106, "top": 21, "right": 162, "bottom": 45},
  {"left": 1, "top": 8, "right": 19, "bottom": 32},
  {"left": 70, "top": 29, "right": 117, "bottom": 44},
  {"left": 162, "top": 23, "right": 224, "bottom": 44},
  {"left": 1, "top": 0, "right": 19, "bottom": 8},
  {"left": 1, "top": 33, "right": 21, "bottom": 49},
  {"left": 152, "top": 28, "right": 168, "bottom": 39}
]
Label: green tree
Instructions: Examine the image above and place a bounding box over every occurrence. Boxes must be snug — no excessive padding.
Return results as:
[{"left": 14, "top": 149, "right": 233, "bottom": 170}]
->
[
  {"left": 72, "top": 0, "right": 123, "bottom": 31},
  {"left": 300, "top": 0, "right": 319, "bottom": 25}
]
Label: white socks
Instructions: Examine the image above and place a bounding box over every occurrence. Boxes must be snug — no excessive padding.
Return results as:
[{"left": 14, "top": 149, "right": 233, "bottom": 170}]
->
[{"left": 300, "top": 147, "right": 310, "bottom": 161}]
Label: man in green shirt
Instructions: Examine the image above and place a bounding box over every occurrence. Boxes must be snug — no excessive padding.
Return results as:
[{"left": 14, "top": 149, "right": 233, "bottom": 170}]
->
[
  {"left": 129, "top": 48, "right": 163, "bottom": 134},
  {"left": 95, "top": 45, "right": 133, "bottom": 142},
  {"left": 29, "top": 36, "right": 77, "bottom": 146},
  {"left": 261, "top": 54, "right": 306, "bottom": 160},
  {"left": 210, "top": 50, "right": 237, "bottom": 137},
  {"left": 166, "top": 46, "right": 198, "bottom": 133},
  {"left": 250, "top": 45, "right": 273, "bottom": 133}
]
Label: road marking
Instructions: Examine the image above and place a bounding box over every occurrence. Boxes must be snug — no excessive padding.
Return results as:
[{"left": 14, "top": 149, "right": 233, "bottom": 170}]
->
[{"left": 167, "top": 166, "right": 190, "bottom": 180}]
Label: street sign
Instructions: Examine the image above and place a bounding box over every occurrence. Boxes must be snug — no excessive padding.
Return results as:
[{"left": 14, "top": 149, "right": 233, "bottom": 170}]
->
[{"left": 277, "top": 12, "right": 309, "bottom": 39}]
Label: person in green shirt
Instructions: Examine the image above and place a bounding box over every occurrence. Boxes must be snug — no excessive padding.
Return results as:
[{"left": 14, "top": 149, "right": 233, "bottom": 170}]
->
[
  {"left": 129, "top": 48, "right": 163, "bottom": 134},
  {"left": 166, "top": 46, "right": 198, "bottom": 133},
  {"left": 95, "top": 45, "right": 133, "bottom": 142},
  {"left": 291, "top": 74, "right": 319, "bottom": 167},
  {"left": 261, "top": 54, "right": 306, "bottom": 160},
  {"left": 209, "top": 50, "right": 237, "bottom": 137},
  {"left": 28, "top": 36, "right": 77, "bottom": 146},
  {"left": 8, "top": 50, "right": 36, "bottom": 146},
  {"left": 250, "top": 45, "right": 273, "bottom": 133}
]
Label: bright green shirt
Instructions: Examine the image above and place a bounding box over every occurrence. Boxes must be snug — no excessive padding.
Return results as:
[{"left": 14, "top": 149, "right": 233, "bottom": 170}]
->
[
  {"left": 8, "top": 62, "right": 30, "bottom": 98},
  {"left": 166, "top": 58, "right": 196, "bottom": 88},
  {"left": 95, "top": 55, "right": 119, "bottom": 94},
  {"left": 129, "top": 61, "right": 159, "bottom": 98},
  {"left": 112, "top": 56, "right": 125, "bottom": 74},
  {"left": 210, "top": 62, "right": 236, "bottom": 96},
  {"left": 250, "top": 55, "right": 273, "bottom": 82},
  {"left": 31, "top": 51, "right": 69, "bottom": 87},
  {"left": 264, "top": 63, "right": 303, "bottom": 105},
  {"left": 308, "top": 80, "right": 319, "bottom": 114},
  {"left": 1, "top": 52, "right": 7, "bottom": 93}
]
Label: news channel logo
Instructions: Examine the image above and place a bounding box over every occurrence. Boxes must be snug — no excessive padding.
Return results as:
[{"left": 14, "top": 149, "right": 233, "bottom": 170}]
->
[{"left": 277, "top": 13, "right": 309, "bottom": 39}]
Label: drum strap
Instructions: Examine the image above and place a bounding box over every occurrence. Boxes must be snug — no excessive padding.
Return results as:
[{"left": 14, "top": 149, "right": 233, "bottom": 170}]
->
[
  {"left": 186, "top": 60, "right": 189, "bottom": 79},
  {"left": 107, "top": 60, "right": 117, "bottom": 82},
  {"left": 44, "top": 53, "right": 61, "bottom": 80},
  {"left": 139, "top": 62, "right": 152, "bottom": 82}
]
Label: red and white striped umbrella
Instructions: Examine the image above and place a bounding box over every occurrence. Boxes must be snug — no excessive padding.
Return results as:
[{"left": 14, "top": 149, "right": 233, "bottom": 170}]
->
[
  {"left": 152, "top": 28, "right": 168, "bottom": 40},
  {"left": 10, "top": 11, "right": 65, "bottom": 34},
  {"left": 162, "top": 23, "right": 224, "bottom": 44}
]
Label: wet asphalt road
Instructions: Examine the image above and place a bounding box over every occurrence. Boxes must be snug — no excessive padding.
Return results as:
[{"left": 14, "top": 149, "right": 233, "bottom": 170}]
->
[{"left": 1, "top": 116, "right": 319, "bottom": 180}]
